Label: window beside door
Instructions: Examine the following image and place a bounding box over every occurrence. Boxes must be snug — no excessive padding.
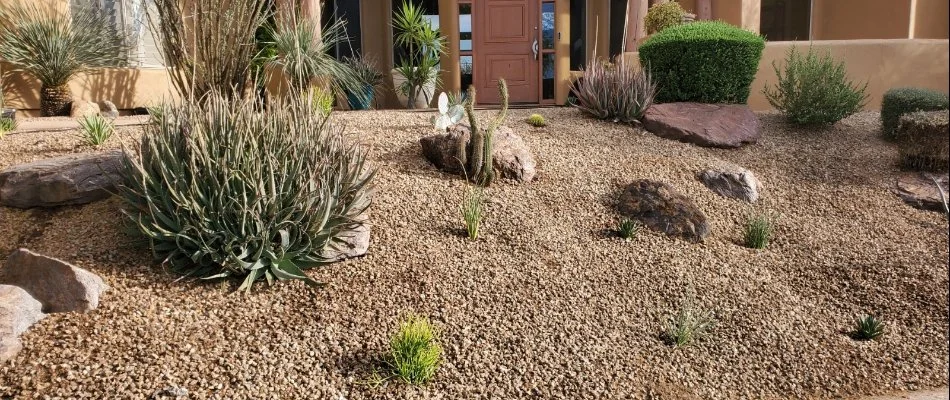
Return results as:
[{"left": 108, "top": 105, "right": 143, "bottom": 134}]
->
[{"left": 760, "top": 0, "right": 811, "bottom": 41}]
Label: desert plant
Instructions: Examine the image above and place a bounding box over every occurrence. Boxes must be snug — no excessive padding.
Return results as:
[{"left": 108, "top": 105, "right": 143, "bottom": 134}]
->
[
  {"left": 0, "top": 1, "right": 129, "bottom": 116},
  {"left": 663, "top": 303, "right": 715, "bottom": 347},
  {"left": 618, "top": 218, "right": 641, "bottom": 240},
  {"left": 852, "top": 315, "right": 885, "bottom": 341},
  {"left": 526, "top": 114, "right": 547, "bottom": 127},
  {"left": 344, "top": 54, "right": 384, "bottom": 110},
  {"left": 458, "top": 79, "right": 509, "bottom": 186},
  {"left": 880, "top": 88, "right": 949, "bottom": 139},
  {"left": 764, "top": 46, "right": 868, "bottom": 125},
  {"left": 76, "top": 114, "right": 114, "bottom": 146},
  {"left": 743, "top": 212, "right": 775, "bottom": 249},
  {"left": 432, "top": 92, "right": 465, "bottom": 131},
  {"left": 392, "top": 1, "right": 446, "bottom": 108},
  {"left": 639, "top": 21, "right": 764, "bottom": 104},
  {"left": 305, "top": 87, "right": 335, "bottom": 116},
  {"left": 148, "top": 0, "right": 268, "bottom": 100},
  {"left": 461, "top": 185, "right": 484, "bottom": 240},
  {"left": 389, "top": 314, "right": 442, "bottom": 384},
  {"left": 0, "top": 117, "right": 16, "bottom": 137},
  {"left": 117, "top": 94, "right": 374, "bottom": 291},
  {"left": 645, "top": 1, "right": 686, "bottom": 34},
  {"left": 570, "top": 59, "right": 656, "bottom": 123},
  {"left": 894, "top": 110, "right": 949, "bottom": 172}
]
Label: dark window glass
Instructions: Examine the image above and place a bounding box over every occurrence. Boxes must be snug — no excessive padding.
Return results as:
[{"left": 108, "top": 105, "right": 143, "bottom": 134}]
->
[
  {"left": 461, "top": 55, "right": 473, "bottom": 92},
  {"left": 760, "top": 0, "right": 811, "bottom": 41},
  {"left": 393, "top": 0, "right": 440, "bottom": 66},
  {"left": 569, "top": 0, "right": 586, "bottom": 70},
  {"left": 459, "top": 3, "right": 472, "bottom": 51},
  {"left": 323, "top": 0, "right": 362, "bottom": 59},
  {"left": 541, "top": 2, "right": 555, "bottom": 50},
  {"left": 542, "top": 53, "right": 555, "bottom": 100},
  {"left": 608, "top": 0, "right": 625, "bottom": 58}
]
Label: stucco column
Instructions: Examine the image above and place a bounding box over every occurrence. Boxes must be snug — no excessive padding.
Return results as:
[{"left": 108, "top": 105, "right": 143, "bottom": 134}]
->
[
  {"left": 696, "top": 0, "right": 712, "bottom": 20},
  {"left": 438, "top": 0, "right": 461, "bottom": 94},
  {"left": 623, "top": 0, "right": 648, "bottom": 51},
  {"left": 300, "top": 0, "right": 322, "bottom": 39},
  {"left": 555, "top": 0, "right": 570, "bottom": 104}
]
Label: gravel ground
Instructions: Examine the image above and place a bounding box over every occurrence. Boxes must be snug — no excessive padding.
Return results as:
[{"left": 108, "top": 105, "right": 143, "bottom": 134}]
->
[{"left": 0, "top": 108, "right": 947, "bottom": 399}]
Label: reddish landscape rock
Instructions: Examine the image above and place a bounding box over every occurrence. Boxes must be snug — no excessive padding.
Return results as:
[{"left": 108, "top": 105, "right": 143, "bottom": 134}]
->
[
  {"left": 618, "top": 180, "right": 710, "bottom": 242},
  {"left": 642, "top": 102, "right": 761, "bottom": 148},
  {"left": 1, "top": 249, "right": 108, "bottom": 313},
  {"left": 420, "top": 124, "right": 537, "bottom": 182},
  {"left": 894, "top": 172, "right": 949, "bottom": 213}
]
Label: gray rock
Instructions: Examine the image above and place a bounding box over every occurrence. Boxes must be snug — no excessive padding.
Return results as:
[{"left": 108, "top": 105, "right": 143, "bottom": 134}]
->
[
  {"left": 894, "top": 172, "right": 949, "bottom": 213},
  {"left": 1, "top": 249, "right": 109, "bottom": 313},
  {"left": 642, "top": 102, "right": 761, "bottom": 148},
  {"left": 151, "top": 386, "right": 189, "bottom": 399},
  {"left": 99, "top": 100, "right": 119, "bottom": 119},
  {"left": 0, "top": 150, "right": 123, "bottom": 208},
  {"left": 321, "top": 216, "right": 370, "bottom": 262},
  {"left": 70, "top": 100, "right": 100, "bottom": 119},
  {"left": 698, "top": 166, "right": 762, "bottom": 202},
  {"left": 617, "top": 180, "right": 710, "bottom": 242},
  {"left": 0, "top": 285, "right": 46, "bottom": 362},
  {"left": 420, "top": 124, "right": 537, "bottom": 182}
]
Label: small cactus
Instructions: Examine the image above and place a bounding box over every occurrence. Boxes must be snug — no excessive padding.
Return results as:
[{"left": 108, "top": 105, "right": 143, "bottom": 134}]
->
[
  {"left": 526, "top": 113, "right": 546, "bottom": 127},
  {"left": 458, "top": 79, "right": 508, "bottom": 186}
]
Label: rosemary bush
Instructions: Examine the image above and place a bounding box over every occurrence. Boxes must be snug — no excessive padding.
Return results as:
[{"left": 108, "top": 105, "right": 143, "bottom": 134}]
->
[
  {"left": 764, "top": 46, "right": 868, "bottom": 125},
  {"left": 570, "top": 59, "right": 656, "bottom": 123},
  {"left": 118, "top": 94, "right": 374, "bottom": 291},
  {"left": 76, "top": 114, "right": 114, "bottom": 146}
]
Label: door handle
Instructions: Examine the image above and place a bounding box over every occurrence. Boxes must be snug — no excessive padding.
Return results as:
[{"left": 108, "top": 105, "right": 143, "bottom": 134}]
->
[{"left": 532, "top": 38, "right": 539, "bottom": 60}]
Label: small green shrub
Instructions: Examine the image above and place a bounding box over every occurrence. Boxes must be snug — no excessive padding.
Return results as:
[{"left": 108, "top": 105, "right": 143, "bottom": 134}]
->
[
  {"left": 389, "top": 314, "right": 442, "bottom": 384},
  {"left": 461, "top": 186, "right": 484, "bottom": 240},
  {"left": 76, "top": 114, "right": 114, "bottom": 146},
  {"left": 743, "top": 212, "right": 775, "bottom": 249},
  {"left": 852, "top": 315, "right": 885, "bottom": 341},
  {"left": 0, "top": 117, "right": 16, "bottom": 137},
  {"left": 639, "top": 21, "right": 765, "bottom": 104},
  {"left": 570, "top": 59, "right": 656, "bottom": 123},
  {"left": 663, "top": 304, "right": 715, "bottom": 347},
  {"left": 645, "top": 1, "right": 685, "bottom": 34},
  {"left": 306, "top": 88, "right": 334, "bottom": 116},
  {"left": 617, "top": 218, "right": 641, "bottom": 240},
  {"left": 764, "top": 46, "right": 868, "bottom": 125},
  {"left": 895, "top": 110, "right": 949, "bottom": 172},
  {"left": 526, "top": 113, "right": 546, "bottom": 127},
  {"left": 881, "top": 87, "right": 949, "bottom": 139}
]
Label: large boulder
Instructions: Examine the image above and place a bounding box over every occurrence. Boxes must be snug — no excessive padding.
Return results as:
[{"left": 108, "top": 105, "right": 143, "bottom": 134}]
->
[
  {"left": 642, "top": 103, "right": 761, "bottom": 148},
  {"left": 0, "top": 285, "right": 46, "bottom": 362},
  {"left": 1, "top": 249, "right": 108, "bottom": 313},
  {"left": 70, "top": 100, "right": 101, "bottom": 119},
  {"left": 421, "top": 124, "right": 537, "bottom": 182},
  {"left": 0, "top": 150, "right": 123, "bottom": 208},
  {"left": 618, "top": 180, "right": 710, "bottom": 242},
  {"left": 698, "top": 166, "right": 762, "bottom": 202},
  {"left": 894, "top": 172, "right": 949, "bottom": 213}
]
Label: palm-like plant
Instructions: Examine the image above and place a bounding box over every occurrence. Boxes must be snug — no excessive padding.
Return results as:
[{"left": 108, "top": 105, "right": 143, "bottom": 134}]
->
[
  {"left": 392, "top": 1, "right": 445, "bottom": 109},
  {"left": 0, "top": 1, "right": 129, "bottom": 116}
]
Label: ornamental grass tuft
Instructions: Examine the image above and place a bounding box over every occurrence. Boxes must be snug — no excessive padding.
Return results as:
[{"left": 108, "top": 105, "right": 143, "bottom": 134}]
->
[
  {"left": 461, "top": 185, "right": 484, "bottom": 240},
  {"left": 852, "top": 314, "right": 885, "bottom": 341},
  {"left": 389, "top": 314, "right": 442, "bottom": 384},
  {"left": 743, "top": 212, "right": 775, "bottom": 249}
]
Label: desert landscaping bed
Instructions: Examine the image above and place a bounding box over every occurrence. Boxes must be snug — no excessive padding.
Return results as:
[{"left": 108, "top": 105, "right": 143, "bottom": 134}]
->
[{"left": 0, "top": 108, "right": 947, "bottom": 399}]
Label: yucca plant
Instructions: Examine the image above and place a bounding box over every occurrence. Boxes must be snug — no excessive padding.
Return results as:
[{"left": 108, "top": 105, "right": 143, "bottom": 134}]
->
[
  {"left": 389, "top": 314, "right": 442, "bottom": 384},
  {"left": 570, "top": 58, "right": 656, "bottom": 123},
  {"left": 117, "top": 94, "right": 374, "bottom": 291},
  {"left": 743, "top": 212, "right": 775, "bottom": 249},
  {"left": 526, "top": 114, "right": 547, "bottom": 127},
  {"left": 618, "top": 218, "right": 641, "bottom": 240},
  {"left": 76, "top": 114, "right": 114, "bottom": 146},
  {"left": 461, "top": 186, "right": 484, "bottom": 240},
  {"left": 663, "top": 304, "right": 716, "bottom": 348},
  {"left": 0, "top": 1, "right": 129, "bottom": 116},
  {"left": 852, "top": 315, "right": 885, "bottom": 341}
]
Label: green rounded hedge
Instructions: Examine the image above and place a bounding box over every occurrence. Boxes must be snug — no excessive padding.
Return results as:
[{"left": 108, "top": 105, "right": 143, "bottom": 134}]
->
[
  {"left": 880, "top": 87, "right": 949, "bottom": 139},
  {"left": 639, "top": 21, "right": 765, "bottom": 104}
]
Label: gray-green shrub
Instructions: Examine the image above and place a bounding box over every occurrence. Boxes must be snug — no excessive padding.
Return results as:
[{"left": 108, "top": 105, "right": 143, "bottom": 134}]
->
[
  {"left": 118, "top": 94, "right": 374, "bottom": 291},
  {"left": 764, "top": 46, "right": 868, "bottom": 125},
  {"left": 880, "top": 87, "right": 949, "bottom": 139}
]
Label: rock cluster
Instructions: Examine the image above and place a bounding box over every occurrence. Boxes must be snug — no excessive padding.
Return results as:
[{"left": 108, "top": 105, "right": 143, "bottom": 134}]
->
[{"left": 420, "top": 124, "right": 537, "bottom": 183}]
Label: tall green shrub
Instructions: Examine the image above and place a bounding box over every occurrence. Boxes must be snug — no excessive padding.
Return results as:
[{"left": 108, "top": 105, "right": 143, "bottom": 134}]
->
[
  {"left": 880, "top": 88, "right": 949, "bottom": 139},
  {"left": 639, "top": 21, "right": 765, "bottom": 104},
  {"left": 119, "top": 95, "right": 374, "bottom": 291},
  {"left": 763, "top": 46, "right": 868, "bottom": 125}
]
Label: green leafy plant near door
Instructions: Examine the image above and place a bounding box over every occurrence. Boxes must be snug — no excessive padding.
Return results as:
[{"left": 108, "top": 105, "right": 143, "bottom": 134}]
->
[{"left": 392, "top": 1, "right": 446, "bottom": 108}]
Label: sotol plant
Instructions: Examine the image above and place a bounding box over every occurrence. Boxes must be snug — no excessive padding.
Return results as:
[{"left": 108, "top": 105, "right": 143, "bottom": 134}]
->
[
  {"left": 118, "top": 94, "right": 374, "bottom": 291},
  {"left": 764, "top": 46, "right": 868, "bottom": 125},
  {"left": 388, "top": 314, "right": 443, "bottom": 384},
  {"left": 618, "top": 218, "right": 641, "bottom": 240},
  {"left": 457, "top": 79, "right": 509, "bottom": 186},
  {"left": 852, "top": 315, "right": 885, "bottom": 341},
  {"left": 77, "top": 114, "right": 115, "bottom": 146}
]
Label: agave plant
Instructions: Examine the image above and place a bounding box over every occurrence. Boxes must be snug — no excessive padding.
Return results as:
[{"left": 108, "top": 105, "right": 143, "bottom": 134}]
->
[
  {"left": 118, "top": 94, "right": 375, "bottom": 291},
  {"left": 570, "top": 58, "right": 656, "bottom": 123},
  {"left": 0, "top": 1, "right": 129, "bottom": 116}
]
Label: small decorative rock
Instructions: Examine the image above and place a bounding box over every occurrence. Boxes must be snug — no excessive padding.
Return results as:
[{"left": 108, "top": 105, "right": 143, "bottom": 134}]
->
[
  {"left": 642, "top": 102, "right": 761, "bottom": 148},
  {"left": 1, "top": 249, "right": 108, "bottom": 313},
  {"left": 698, "top": 166, "right": 762, "bottom": 202},
  {"left": 99, "top": 100, "right": 119, "bottom": 119},
  {"left": 618, "top": 180, "right": 710, "bottom": 242},
  {"left": 70, "top": 100, "right": 101, "bottom": 119},
  {"left": 894, "top": 172, "right": 949, "bottom": 213},
  {"left": 321, "top": 216, "right": 370, "bottom": 262},
  {"left": 0, "top": 285, "right": 46, "bottom": 362},
  {"left": 420, "top": 124, "right": 537, "bottom": 182},
  {"left": 151, "top": 386, "right": 189, "bottom": 399},
  {"left": 0, "top": 150, "right": 124, "bottom": 208}
]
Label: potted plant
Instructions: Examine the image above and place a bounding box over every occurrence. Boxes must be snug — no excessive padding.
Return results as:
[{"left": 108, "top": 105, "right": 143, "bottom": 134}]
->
[
  {"left": 0, "top": 2, "right": 128, "bottom": 116},
  {"left": 392, "top": 1, "right": 445, "bottom": 109},
  {"left": 344, "top": 55, "right": 383, "bottom": 110}
]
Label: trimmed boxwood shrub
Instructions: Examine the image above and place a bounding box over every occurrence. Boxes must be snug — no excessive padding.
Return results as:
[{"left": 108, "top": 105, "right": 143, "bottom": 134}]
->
[
  {"left": 880, "top": 87, "right": 949, "bottom": 139},
  {"left": 639, "top": 21, "right": 765, "bottom": 104},
  {"left": 894, "top": 110, "right": 949, "bottom": 172}
]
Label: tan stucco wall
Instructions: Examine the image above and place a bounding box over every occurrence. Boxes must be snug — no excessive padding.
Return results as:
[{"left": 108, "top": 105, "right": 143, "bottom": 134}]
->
[
  {"left": 913, "top": 0, "right": 950, "bottom": 39},
  {"left": 811, "top": 0, "right": 912, "bottom": 40}
]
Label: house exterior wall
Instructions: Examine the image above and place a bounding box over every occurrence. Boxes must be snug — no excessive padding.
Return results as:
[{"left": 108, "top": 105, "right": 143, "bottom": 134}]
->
[
  {"left": 810, "top": 0, "right": 912, "bottom": 40},
  {"left": 913, "top": 0, "right": 950, "bottom": 39}
]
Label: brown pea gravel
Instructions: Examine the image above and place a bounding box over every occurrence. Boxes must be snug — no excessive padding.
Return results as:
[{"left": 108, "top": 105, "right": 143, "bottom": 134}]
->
[{"left": 0, "top": 108, "right": 947, "bottom": 399}]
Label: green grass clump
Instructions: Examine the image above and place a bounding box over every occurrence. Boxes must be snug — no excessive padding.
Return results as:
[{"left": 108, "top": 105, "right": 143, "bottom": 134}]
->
[
  {"left": 526, "top": 113, "right": 546, "bottom": 127},
  {"left": 389, "top": 314, "right": 442, "bottom": 384},
  {"left": 881, "top": 87, "right": 949, "bottom": 139},
  {"left": 306, "top": 87, "right": 334, "bottom": 116},
  {"left": 663, "top": 305, "right": 715, "bottom": 348},
  {"left": 461, "top": 186, "right": 484, "bottom": 240},
  {"left": 76, "top": 114, "right": 114, "bottom": 146},
  {"left": 764, "top": 46, "right": 868, "bottom": 125},
  {"left": 851, "top": 314, "right": 885, "bottom": 341},
  {"left": 618, "top": 218, "right": 641, "bottom": 240},
  {"left": 743, "top": 212, "right": 775, "bottom": 249},
  {"left": 0, "top": 117, "right": 16, "bottom": 137}
]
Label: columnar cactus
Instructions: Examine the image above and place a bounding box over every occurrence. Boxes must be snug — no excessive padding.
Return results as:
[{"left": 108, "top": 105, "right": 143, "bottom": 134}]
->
[{"left": 458, "top": 79, "right": 508, "bottom": 186}]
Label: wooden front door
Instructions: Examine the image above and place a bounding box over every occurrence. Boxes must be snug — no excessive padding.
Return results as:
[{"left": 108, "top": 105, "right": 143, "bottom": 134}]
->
[{"left": 474, "top": 0, "right": 540, "bottom": 104}]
